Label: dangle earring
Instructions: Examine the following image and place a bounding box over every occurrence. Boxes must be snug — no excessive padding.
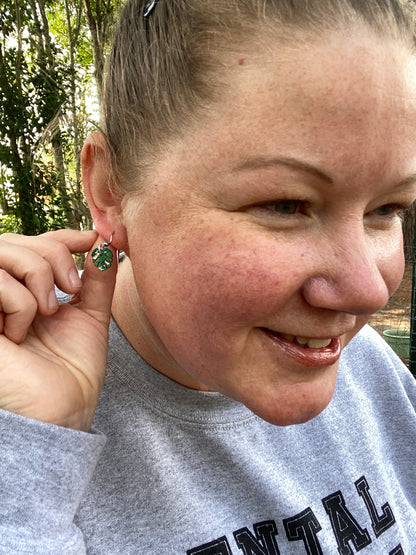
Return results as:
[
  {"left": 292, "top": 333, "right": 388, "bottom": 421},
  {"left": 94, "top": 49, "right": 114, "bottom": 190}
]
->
[{"left": 91, "top": 234, "right": 114, "bottom": 271}]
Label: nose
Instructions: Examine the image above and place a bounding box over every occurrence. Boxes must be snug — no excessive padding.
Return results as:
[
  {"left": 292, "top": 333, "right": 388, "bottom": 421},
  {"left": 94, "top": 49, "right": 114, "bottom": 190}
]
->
[{"left": 301, "top": 233, "right": 402, "bottom": 317}]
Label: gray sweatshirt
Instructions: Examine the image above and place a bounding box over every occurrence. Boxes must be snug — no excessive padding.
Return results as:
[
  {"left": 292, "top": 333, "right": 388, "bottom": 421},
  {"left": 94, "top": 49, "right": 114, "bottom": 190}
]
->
[{"left": 1, "top": 321, "right": 415, "bottom": 554}]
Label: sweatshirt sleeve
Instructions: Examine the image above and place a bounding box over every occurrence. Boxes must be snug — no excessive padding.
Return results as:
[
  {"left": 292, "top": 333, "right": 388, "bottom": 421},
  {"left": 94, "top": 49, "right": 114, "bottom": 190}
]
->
[{"left": 0, "top": 409, "right": 106, "bottom": 554}]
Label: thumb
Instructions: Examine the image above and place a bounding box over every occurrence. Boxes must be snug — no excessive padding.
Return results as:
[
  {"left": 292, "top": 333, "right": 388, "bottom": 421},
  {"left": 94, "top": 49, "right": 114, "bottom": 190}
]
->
[{"left": 75, "top": 235, "right": 118, "bottom": 325}]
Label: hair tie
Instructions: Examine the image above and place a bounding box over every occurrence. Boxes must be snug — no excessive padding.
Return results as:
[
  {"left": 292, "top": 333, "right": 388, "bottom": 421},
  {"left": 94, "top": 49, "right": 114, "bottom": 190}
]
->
[{"left": 144, "top": 0, "right": 159, "bottom": 18}]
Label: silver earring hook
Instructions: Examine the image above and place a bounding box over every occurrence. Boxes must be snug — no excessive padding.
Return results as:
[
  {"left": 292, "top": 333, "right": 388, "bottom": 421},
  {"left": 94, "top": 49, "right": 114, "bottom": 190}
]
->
[{"left": 101, "top": 233, "right": 113, "bottom": 249}]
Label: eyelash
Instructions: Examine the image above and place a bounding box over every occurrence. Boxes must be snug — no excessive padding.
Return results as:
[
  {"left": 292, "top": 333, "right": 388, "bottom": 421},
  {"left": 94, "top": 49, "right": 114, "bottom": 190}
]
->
[
  {"left": 252, "top": 199, "right": 308, "bottom": 216},
  {"left": 369, "top": 203, "right": 412, "bottom": 220},
  {"left": 248, "top": 200, "right": 414, "bottom": 222}
]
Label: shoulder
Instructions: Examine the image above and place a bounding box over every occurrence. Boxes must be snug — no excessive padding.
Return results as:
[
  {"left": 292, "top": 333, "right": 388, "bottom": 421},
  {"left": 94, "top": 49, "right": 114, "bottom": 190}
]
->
[
  {"left": 338, "top": 324, "right": 416, "bottom": 412},
  {"left": 343, "top": 324, "right": 406, "bottom": 370}
]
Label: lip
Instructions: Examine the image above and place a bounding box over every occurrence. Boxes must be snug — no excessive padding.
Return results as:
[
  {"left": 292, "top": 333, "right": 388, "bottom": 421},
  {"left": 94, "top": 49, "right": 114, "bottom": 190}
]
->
[{"left": 260, "top": 328, "right": 342, "bottom": 368}]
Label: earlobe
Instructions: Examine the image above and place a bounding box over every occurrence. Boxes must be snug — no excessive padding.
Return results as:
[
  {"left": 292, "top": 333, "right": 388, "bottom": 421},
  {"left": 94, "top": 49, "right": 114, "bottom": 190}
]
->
[{"left": 81, "top": 133, "right": 128, "bottom": 251}]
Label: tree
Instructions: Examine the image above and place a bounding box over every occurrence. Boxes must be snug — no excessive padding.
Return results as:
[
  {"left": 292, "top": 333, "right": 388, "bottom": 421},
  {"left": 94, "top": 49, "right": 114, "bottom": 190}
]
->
[
  {"left": 0, "top": 0, "right": 71, "bottom": 233},
  {"left": 0, "top": 0, "right": 119, "bottom": 234},
  {"left": 84, "top": 0, "right": 120, "bottom": 103}
]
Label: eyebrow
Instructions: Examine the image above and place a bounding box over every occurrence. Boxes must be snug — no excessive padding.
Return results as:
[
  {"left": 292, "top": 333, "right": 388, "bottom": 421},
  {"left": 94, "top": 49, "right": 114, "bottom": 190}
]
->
[
  {"left": 396, "top": 173, "right": 416, "bottom": 188},
  {"left": 234, "top": 156, "right": 416, "bottom": 190},
  {"left": 234, "top": 156, "right": 333, "bottom": 184}
]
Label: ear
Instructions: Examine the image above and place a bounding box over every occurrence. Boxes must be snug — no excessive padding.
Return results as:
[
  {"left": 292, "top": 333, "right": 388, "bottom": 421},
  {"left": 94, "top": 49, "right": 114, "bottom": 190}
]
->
[{"left": 82, "top": 133, "right": 128, "bottom": 251}]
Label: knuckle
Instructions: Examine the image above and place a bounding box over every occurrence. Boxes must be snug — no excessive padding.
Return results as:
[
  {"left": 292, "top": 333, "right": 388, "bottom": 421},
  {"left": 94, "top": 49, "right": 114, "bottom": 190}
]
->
[
  {"left": 0, "top": 269, "right": 38, "bottom": 314},
  {"left": 53, "top": 240, "right": 70, "bottom": 259},
  {"left": 0, "top": 268, "right": 11, "bottom": 284},
  {"left": 0, "top": 232, "right": 14, "bottom": 240},
  {"left": 42, "top": 236, "right": 70, "bottom": 260},
  {"left": 26, "top": 293, "right": 38, "bottom": 314},
  {"left": 34, "top": 256, "right": 51, "bottom": 274},
  {"left": 42, "top": 229, "right": 63, "bottom": 239},
  {"left": 0, "top": 233, "right": 14, "bottom": 245},
  {"left": 25, "top": 258, "right": 52, "bottom": 283}
]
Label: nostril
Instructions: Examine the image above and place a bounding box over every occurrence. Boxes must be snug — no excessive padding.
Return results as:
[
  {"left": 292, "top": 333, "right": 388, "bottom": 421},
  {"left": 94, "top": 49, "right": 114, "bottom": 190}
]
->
[{"left": 302, "top": 273, "right": 390, "bottom": 317}]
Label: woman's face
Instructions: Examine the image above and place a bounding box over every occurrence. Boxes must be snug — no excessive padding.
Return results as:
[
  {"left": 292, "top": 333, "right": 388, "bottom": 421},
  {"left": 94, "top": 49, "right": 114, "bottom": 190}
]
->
[{"left": 118, "top": 28, "right": 416, "bottom": 425}]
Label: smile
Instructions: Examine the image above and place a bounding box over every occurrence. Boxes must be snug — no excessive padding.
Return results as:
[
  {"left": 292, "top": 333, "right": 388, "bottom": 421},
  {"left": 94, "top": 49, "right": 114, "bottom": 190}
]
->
[
  {"left": 261, "top": 328, "right": 342, "bottom": 367},
  {"left": 278, "top": 333, "right": 332, "bottom": 349}
]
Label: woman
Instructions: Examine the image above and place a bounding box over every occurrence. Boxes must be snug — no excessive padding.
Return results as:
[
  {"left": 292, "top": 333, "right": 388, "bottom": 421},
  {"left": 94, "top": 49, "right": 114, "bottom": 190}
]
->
[{"left": 1, "top": 0, "right": 416, "bottom": 552}]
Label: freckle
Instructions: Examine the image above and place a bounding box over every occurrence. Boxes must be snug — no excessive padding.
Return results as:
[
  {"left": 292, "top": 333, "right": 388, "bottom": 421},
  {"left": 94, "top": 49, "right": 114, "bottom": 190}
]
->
[{"left": 238, "top": 58, "right": 245, "bottom": 66}]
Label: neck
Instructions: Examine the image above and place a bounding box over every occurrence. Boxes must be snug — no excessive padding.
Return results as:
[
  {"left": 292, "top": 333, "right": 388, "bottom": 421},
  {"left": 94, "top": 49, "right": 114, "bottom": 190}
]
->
[{"left": 112, "top": 257, "right": 207, "bottom": 389}]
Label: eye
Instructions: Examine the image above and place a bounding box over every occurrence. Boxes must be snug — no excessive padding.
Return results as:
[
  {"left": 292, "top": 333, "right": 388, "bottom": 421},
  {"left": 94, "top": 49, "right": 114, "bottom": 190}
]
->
[
  {"left": 372, "top": 204, "right": 398, "bottom": 216},
  {"left": 271, "top": 200, "right": 301, "bottom": 214},
  {"left": 370, "top": 203, "right": 409, "bottom": 219},
  {"left": 243, "top": 198, "right": 310, "bottom": 226},
  {"left": 253, "top": 199, "right": 307, "bottom": 216}
]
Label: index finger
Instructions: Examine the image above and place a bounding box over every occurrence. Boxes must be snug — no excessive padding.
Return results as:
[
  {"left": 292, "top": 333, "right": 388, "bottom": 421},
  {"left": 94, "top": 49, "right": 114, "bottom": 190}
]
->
[{"left": 1, "top": 230, "right": 98, "bottom": 295}]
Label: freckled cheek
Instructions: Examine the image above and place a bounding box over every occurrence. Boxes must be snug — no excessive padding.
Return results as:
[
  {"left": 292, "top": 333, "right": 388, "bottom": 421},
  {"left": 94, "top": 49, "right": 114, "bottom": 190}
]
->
[{"left": 163, "top": 238, "right": 299, "bottom": 327}]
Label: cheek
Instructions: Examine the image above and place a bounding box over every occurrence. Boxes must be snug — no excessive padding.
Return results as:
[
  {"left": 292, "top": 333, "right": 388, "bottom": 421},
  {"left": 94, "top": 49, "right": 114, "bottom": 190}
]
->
[
  {"left": 378, "top": 232, "right": 405, "bottom": 297},
  {"left": 165, "top": 237, "right": 300, "bottom": 328},
  {"left": 135, "top": 228, "right": 303, "bottom": 339}
]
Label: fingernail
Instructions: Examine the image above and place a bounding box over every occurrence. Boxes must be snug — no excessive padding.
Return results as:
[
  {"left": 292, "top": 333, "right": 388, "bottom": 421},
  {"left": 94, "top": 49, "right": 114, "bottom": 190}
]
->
[
  {"left": 48, "top": 289, "right": 59, "bottom": 311},
  {"left": 69, "top": 268, "right": 82, "bottom": 288}
]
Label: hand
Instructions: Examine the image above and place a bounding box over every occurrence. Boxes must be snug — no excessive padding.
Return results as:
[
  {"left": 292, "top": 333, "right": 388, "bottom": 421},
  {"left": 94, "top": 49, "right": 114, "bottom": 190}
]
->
[{"left": 0, "top": 229, "right": 117, "bottom": 431}]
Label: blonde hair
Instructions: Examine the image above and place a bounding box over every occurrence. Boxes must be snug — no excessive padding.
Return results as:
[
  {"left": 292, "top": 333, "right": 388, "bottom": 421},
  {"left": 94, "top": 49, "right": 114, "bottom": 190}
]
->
[{"left": 103, "top": 0, "right": 416, "bottom": 193}]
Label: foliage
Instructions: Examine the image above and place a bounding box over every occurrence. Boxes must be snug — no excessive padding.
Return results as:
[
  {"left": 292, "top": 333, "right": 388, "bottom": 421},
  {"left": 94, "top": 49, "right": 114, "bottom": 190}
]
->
[{"left": 0, "top": 0, "right": 119, "bottom": 235}]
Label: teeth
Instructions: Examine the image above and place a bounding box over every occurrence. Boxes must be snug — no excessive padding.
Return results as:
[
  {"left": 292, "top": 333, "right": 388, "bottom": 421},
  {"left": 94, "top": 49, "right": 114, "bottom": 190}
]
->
[
  {"left": 279, "top": 333, "right": 332, "bottom": 349},
  {"left": 306, "top": 338, "right": 332, "bottom": 349},
  {"left": 296, "top": 337, "right": 309, "bottom": 345}
]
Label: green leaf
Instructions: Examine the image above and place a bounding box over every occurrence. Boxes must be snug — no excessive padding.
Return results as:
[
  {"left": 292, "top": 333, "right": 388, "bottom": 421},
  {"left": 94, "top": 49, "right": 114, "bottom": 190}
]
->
[{"left": 91, "top": 246, "right": 113, "bottom": 271}]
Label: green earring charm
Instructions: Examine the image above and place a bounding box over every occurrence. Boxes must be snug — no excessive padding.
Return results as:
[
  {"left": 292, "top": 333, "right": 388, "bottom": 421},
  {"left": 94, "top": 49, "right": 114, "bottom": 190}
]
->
[{"left": 91, "top": 234, "right": 114, "bottom": 271}]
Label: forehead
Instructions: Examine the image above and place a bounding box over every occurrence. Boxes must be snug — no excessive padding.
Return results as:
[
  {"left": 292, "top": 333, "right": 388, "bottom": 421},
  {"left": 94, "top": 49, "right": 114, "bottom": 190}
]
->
[
  {"left": 153, "top": 27, "right": 416, "bottom": 188},
  {"left": 227, "top": 29, "right": 415, "bottom": 134}
]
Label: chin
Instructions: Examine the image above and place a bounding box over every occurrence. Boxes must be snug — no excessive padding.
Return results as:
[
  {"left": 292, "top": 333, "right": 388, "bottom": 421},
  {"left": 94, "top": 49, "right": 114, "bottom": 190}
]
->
[
  {"left": 249, "top": 401, "right": 330, "bottom": 427},
  {"left": 241, "top": 375, "right": 337, "bottom": 427}
]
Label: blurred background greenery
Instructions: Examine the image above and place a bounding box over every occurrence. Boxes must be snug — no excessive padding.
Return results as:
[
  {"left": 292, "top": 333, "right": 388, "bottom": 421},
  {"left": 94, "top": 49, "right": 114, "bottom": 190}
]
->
[{"left": 0, "top": 0, "right": 121, "bottom": 235}]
